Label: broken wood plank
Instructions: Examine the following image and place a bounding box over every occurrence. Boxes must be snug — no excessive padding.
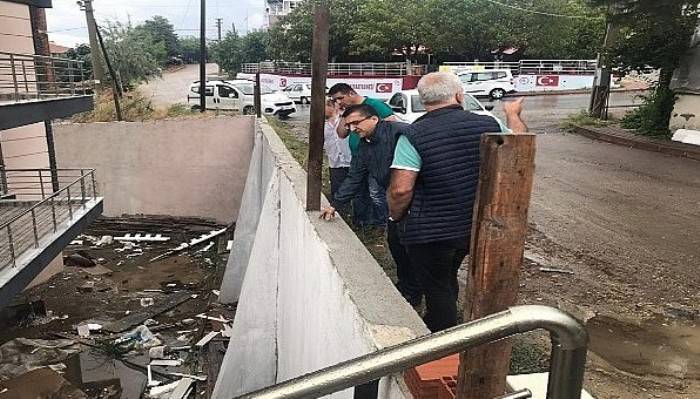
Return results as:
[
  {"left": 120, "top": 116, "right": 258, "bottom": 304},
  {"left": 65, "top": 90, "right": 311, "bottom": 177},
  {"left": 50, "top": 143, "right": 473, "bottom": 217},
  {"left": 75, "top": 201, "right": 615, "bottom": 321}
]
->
[
  {"left": 169, "top": 378, "right": 194, "bottom": 399},
  {"left": 456, "top": 134, "right": 537, "bottom": 399},
  {"left": 115, "top": 233, "right": 171, "bottom": 242},
  {"left": 150, "top": 229, "right": 227, "bottom": 262},
  {"left": 150, "top": 359, "right": 183, "bottom": 367},
  {"left": 195, "top": 331, "right": 220, "bottom": 348},
  {"left": 103, "top": 292, "right": 192, "bottom": 333}
]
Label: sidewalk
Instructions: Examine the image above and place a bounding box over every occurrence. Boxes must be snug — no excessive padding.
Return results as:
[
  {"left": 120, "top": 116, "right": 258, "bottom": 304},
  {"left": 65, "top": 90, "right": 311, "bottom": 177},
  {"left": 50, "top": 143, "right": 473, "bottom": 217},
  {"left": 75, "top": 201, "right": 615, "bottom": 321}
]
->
[{"left": 571, "top": 125, "right": 700, "bottom": 161}]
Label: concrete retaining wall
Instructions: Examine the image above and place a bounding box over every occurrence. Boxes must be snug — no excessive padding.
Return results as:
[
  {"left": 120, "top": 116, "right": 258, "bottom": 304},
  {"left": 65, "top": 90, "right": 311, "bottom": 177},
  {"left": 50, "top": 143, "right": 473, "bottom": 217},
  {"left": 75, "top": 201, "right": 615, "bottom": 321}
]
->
[
  {"left": 52, "top": 117, "right": 255, "bottom": 224},
  {"left": 214, "top": 119, "right": 428, "bottom": 398}
]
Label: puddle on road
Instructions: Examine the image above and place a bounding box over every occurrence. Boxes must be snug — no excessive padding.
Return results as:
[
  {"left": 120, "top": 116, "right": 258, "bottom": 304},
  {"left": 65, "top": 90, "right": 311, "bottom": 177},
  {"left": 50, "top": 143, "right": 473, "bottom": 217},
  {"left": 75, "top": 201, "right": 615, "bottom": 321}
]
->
[{"left": 587, "top": 315, "right": 700, "bottom": 380}]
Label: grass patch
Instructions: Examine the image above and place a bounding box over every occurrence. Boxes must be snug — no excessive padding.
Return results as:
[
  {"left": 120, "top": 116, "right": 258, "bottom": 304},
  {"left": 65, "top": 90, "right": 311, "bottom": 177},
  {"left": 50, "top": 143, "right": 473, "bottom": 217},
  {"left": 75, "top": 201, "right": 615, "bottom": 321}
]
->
[
  {"left": 71, "top": 89, "right": 212, "bottom": 123},
  {"left": 561, "top": 110, "right": 618, "bottom": 130}
]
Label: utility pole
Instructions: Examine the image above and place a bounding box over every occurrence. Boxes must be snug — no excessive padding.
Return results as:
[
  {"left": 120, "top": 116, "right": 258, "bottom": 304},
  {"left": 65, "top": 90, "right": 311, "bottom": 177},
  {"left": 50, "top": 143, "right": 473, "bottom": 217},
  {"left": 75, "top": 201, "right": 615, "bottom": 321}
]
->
[
  {"left": 215, "top": 18, "right": 223, "bottom": 75},
  {"left": 305, "top": 3, "right": 329, "bottom": 211},
  {"left": 199, "top": 0, "right": 206, "bottom": 112},
  {"left": 78, "top": 0, "right": 106, "bottom": 89}
]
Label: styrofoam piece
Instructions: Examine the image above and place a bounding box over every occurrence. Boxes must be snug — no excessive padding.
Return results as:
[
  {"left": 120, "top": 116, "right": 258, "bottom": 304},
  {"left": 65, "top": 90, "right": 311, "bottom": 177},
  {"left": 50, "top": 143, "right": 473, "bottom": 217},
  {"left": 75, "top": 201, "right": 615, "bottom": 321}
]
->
[
  {"left": 507, "top": 372, "right": 595, "bottom": 399},
  {"left": 226, "top": 240, "right": 233, "bottom": 251},
  {"left": 672, "top": 129, "right": 700, "bottom": 146},
  {"left": 115, "top": 233, "right": 171, "bottom": 242}
]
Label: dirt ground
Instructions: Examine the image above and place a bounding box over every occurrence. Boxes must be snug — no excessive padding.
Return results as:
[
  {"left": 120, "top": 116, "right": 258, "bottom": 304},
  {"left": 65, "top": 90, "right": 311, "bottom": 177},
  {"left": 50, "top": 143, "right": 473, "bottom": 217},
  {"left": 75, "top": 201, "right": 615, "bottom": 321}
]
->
[
  {"left": 0, "top": 216, "right": 234, "bottom": 398},
  {"left": 272, "top": 112, "right": 700, "bottom": 399}
]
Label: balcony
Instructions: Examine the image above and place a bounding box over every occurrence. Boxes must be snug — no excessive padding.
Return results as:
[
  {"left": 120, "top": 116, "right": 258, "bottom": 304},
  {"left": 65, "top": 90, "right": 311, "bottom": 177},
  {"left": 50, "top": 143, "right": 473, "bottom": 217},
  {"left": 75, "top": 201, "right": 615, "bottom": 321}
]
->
[
  {"left": 0, "top": 52, "right": 94, "bottom": 130},
  {"left": 0, "top": 168, "right": 103, "bottom": 308}
]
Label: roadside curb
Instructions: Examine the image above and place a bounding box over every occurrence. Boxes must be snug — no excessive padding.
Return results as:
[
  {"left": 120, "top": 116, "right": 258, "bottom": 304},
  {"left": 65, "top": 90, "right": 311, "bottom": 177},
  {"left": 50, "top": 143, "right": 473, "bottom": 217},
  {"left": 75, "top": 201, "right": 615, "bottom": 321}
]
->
[
  {"left": 572, "top": 125, "right": 700, "bottom": 161},
  {"left": 512, "top": 88, "right": 648, "bottom": 97}
]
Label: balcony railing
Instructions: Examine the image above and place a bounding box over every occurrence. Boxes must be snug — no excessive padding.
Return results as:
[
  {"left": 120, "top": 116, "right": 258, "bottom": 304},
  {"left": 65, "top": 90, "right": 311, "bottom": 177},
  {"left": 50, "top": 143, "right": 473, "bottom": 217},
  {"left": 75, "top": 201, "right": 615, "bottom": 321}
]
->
[
  {"left": 241, "top": 62, "right": 425, "bottom": 77},
  {"left": 443, "top": 59, "right": 598, "bottom": 75},
  {"left": 0, "top": 52, "right": 91, "bottom": 103},
  {"left": 0, "top": 168, "right": 97, "bottom": 269}
]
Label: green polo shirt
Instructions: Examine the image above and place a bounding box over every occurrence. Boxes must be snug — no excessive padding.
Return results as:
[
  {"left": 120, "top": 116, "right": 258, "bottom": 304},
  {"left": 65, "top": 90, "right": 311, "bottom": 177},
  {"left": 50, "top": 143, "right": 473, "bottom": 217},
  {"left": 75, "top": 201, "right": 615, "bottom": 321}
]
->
[{"left": 347, "top": 97, "right": 395, "bottom": 155}]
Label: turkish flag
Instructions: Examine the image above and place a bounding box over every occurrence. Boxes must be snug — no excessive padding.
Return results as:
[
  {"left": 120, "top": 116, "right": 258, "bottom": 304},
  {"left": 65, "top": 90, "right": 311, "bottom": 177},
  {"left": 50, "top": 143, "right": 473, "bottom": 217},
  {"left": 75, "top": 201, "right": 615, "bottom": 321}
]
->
[
  {"left": 376, "top": 83, "right": 393, "bottom": 93},
  {"left": 536, "top": 75, "right": 560, "bottom": 87}
]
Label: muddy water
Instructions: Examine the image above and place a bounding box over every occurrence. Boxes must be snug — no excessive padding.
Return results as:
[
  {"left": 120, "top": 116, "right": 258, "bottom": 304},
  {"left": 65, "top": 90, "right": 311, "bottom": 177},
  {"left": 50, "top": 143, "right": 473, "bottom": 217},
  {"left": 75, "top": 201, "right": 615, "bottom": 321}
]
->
[{"left": 587, "top": 315, "right": 700, "bottom": 380}]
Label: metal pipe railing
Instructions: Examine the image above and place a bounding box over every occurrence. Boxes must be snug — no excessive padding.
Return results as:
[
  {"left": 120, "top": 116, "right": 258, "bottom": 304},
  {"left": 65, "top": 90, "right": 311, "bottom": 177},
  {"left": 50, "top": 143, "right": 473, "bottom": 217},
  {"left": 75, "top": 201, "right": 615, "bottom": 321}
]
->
[
  {"left": 0, "top": 51, "right": 90, "bottom": 102},
  {"left": 0, "top": 168, "right": 98, "bottom": 268},
  {"left": 234, "top": 306, "right": 588, "bottom": 399}
]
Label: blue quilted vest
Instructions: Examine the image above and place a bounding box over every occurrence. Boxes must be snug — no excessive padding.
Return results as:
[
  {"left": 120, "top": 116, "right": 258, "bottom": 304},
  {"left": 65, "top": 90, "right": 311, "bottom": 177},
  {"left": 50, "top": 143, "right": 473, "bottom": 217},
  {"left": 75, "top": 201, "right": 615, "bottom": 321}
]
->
[{"left": 400, "top": 105, "right": 502, "bottom": 245}]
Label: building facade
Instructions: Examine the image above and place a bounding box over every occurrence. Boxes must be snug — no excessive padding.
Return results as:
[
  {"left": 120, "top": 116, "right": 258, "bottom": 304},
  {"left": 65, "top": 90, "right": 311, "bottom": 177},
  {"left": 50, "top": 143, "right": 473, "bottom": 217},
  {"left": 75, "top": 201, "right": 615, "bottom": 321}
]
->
[{"left": 263, "top": 0, "right": 303, "bottom": 28}]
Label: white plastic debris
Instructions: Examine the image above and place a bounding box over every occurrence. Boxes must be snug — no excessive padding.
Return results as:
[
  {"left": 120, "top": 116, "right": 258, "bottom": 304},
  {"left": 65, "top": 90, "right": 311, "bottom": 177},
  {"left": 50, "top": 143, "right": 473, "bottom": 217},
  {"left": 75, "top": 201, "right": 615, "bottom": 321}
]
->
[
  {"left": 149, "top": 380, "right": 179, "bottom": 397},
  {"left": 70, "top": 240, "right": 84, "bottom": 246},
  {"left": 97, "top": 235, "right": 114, "bottom": 246},
  {"left": 150, "top": 359, "right": 183, "bottom": 367},
  {"left": 77, "top": 324, "right": 91, "bottom": 338},
  {"left": 116, "top": 325, "right": 162, "bottom": 351},
  {"left": 115, "top": 233, "right": 171, "bottom": 242},
  {"left": 141, "top": 298, "right": 155, "bottom": 307}
]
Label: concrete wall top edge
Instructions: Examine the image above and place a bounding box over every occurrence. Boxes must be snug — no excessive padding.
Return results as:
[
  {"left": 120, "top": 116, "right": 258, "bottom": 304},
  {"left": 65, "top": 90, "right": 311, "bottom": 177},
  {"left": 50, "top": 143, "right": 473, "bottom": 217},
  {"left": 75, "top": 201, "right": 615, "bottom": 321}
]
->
[{"left": 258, "top": 118, "right": 429, "bottom": 345}]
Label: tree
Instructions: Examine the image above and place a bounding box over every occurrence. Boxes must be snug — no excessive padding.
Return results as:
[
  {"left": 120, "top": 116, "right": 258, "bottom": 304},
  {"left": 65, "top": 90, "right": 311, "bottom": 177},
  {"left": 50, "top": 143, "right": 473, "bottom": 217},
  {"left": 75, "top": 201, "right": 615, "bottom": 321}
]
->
[
  {"left": 103, "top": 21, "right": 163, "bottom": 88},
  {"left": 211, "top": 31, "right": 242, "bottom": 75},
  {"left": 240, "top": 30, "right": 271, "bottom": 63},
  {"left": 136, "top": 15, "right": 180, "bottom": 57},
  {"left": 587, "top": 0, "right": 698, "bottom": 134},
  {"left": 65, "top": 43, "right": 93, "bottom": 80}
]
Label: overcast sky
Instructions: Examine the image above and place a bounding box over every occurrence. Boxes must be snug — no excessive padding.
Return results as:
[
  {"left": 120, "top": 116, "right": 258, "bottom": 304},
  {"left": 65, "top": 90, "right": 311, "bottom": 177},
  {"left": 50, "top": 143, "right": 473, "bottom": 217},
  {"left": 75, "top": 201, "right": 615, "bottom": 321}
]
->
[{"left": 46, "top": 0, "right": 266, "bottom": 47}]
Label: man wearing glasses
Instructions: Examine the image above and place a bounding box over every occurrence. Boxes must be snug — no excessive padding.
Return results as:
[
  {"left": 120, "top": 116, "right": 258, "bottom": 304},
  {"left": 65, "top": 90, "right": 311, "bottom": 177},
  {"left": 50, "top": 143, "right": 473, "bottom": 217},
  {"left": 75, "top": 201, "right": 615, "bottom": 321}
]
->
[
  {"left": 320, "top": 104, "right": 421, "bottom": 307},
  {"left": 328, "top": 83, "right": 399, "bottom": 228}
]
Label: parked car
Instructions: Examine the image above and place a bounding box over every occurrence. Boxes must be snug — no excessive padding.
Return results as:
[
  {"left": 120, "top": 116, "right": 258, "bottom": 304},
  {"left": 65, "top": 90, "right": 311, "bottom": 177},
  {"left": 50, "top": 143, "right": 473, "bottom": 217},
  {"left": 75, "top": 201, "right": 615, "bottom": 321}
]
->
[
  {"left": 282, "top": 83, "right": 312, "bottom": 104},
  {"left": 388, "top": 89, "right": 496, "bottom": 123},
  {"left": 456, "top": 69, "right": 516, "bottom": 100},
  {"left": 187, "top": 79, "right": 296, "bottom": 118}
]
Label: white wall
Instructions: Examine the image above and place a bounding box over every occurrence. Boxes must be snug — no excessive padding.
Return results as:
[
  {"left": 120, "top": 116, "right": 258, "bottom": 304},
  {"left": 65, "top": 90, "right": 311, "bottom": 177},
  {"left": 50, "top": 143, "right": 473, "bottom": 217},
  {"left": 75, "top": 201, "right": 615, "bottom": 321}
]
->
[
  {"left": 53, "top": 117, "right": 255, "bottom": 223},
  {"left": 214, "top": 120, "right": 428, "bottom": 398}
]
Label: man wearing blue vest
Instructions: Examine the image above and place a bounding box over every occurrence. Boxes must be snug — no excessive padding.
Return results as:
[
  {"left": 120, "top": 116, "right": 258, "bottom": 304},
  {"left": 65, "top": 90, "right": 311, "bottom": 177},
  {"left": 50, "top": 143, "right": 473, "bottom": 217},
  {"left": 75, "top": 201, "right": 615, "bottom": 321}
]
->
[{"left": 388, "top": 72, "right": 527, "bottom": 332}]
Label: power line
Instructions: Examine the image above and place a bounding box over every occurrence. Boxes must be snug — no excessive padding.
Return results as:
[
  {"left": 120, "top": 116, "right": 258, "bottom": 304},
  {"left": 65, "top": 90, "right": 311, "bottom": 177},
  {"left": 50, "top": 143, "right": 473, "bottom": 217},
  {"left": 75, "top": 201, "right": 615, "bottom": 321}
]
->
[{"left": 480, "top": 0, "right": 603, "bottom": 19}]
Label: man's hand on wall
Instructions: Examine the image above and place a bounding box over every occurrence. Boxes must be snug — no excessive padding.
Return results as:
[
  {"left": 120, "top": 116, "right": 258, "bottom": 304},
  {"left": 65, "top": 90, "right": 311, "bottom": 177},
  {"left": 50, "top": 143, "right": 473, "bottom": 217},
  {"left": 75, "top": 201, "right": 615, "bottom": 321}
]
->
[{"left": 319, "top": 206, "right": 337, "bottom": 221}]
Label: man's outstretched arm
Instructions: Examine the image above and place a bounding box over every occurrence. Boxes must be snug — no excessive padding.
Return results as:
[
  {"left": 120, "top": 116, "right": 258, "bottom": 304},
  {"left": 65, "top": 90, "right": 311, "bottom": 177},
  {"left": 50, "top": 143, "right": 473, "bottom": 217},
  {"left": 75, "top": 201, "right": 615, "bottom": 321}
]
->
[{"left": 503, "top": 97, "right": 528, "bottom": 133}]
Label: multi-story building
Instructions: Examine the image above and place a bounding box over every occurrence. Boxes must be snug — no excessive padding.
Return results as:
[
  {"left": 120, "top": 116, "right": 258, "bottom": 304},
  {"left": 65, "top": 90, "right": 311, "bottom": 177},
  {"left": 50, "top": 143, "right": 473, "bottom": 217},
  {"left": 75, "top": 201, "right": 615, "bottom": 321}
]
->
[
  {"left": 263, "top": 0, "right": 303, "bottom": 28},
  {"left": 0, "top": 0, "right": 102, "bottom": 309}
]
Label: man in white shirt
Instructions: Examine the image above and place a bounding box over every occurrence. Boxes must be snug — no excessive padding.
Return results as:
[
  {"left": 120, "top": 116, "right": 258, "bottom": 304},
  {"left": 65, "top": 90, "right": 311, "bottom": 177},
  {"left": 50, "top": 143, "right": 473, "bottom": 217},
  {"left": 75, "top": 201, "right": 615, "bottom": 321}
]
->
[{"left": 324, "top": 99, "right": 352, "bottom": 202}]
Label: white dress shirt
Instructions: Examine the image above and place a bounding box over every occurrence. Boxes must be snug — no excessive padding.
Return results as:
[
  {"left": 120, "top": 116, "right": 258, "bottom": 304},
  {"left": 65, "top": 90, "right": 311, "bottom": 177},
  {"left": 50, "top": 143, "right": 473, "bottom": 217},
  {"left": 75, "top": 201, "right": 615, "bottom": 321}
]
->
[{"left": 323, "top": 117, "right": 352, "bottom": 168}]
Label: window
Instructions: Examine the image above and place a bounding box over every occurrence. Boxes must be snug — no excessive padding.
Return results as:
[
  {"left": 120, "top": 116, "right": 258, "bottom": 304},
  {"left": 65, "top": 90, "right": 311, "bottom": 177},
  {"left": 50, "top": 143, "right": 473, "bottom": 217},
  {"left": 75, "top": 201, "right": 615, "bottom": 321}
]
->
[
  {"left": 463, "top": 95, "right": 482, "bottom": 112},
  {"left": 475, "top": 73, "right": 495, "bottom": 82},
  {"left": 459, "top": 74, "right": 472, "bottom": 83},
  {"left": 203, "top": 86, "right": 214, "bottom": 96},
  {"left": 218, "top": 85, "right": 237, "bottom": 98},
  {"left": 495, "top": 72, "right": 508, "bottom": 79}
]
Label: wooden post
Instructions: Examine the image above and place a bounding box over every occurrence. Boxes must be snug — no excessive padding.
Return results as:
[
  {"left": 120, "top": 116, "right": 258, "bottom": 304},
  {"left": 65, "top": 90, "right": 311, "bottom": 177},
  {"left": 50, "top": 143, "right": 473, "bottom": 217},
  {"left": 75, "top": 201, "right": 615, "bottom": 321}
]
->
[
  {"left": 456, "top": 133, "right": 536, "bottom": 399},
  {"left": 305, "top": 3, "right": 329, "bottom": 211}
]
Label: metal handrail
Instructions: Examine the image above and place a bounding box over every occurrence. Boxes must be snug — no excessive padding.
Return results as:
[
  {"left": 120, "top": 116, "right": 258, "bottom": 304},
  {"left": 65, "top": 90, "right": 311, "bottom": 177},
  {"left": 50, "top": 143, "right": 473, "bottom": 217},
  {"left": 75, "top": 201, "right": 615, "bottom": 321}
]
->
[
  {"left": 0, "top": 51, "right": 90, "bottom": 102},
  {"left": 240, "top": 62, "right": 421, "bottom": 76},
  {"left": 443, "top": 59, "right": 598, "bottom": 76},
  {"left": 234, "top": 306, "right": 588, "bottom": 399},
  {"left": 0, "top": 169, "right": 97, "bottom": 268}
]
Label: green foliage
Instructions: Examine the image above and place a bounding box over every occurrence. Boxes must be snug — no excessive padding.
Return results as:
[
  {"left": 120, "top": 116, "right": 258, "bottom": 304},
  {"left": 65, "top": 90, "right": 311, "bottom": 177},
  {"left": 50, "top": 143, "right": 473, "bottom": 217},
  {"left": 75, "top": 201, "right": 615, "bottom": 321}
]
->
[
  {"left": 65, "top": 43, "right": 93, "bottom": 80},
  {"left": 102, "top": 21, "right": 163, "bottom": 87},
  {"left": 211, "top": 31, "right": 243, "bottom": 75},
  {"left": 135, "top": 15, "right": 181, "bottom": 57},
  {"left": 562, "top": 110, "right": 617, "bottom": 129},
  {"left": 178, "top": 36, "right": 202, "bottom": 63},
  {"left": 621, "top": 86, "right": 676, "bottom": 137},
  {"left": 240, "top": 30, "right": 271, "bottom": 63}
]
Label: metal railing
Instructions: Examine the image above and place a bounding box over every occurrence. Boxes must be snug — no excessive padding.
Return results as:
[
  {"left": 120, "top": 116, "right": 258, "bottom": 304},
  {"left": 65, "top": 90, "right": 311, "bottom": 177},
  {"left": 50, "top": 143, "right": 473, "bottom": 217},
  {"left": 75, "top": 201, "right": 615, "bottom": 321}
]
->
[
  {"left": 235, "top": 305, "right": 588, "bottom": 399},
  {"left": 0, "top": 168, "right": 97, "bottom": 269},
  {"left": 0, "top": 52, "right": 90, "bottom": 103},
  {"left": 443, "top": 59, "right": 598, "bottom": 76},
  {"left": 241, "top": 62, "right": 425, "bottom": 76}
]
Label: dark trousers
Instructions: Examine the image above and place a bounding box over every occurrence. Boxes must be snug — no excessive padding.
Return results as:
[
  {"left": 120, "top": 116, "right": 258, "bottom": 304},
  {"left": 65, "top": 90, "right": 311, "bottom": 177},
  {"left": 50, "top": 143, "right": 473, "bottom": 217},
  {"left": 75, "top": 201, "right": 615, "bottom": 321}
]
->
[
  {"left": 329, "top": 166, "right": 349, "bottom": 200},
  {"left": 405, "top": 240, "right": 468, "bottom": 332},
  {"left": 387, "top": 221, "right": 421, "bottom": 305}
]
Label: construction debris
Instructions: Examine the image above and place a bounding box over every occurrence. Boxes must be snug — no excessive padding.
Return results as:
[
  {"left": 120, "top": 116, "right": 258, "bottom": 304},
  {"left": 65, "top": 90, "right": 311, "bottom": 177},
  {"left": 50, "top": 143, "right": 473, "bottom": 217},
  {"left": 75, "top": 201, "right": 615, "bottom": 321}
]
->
[
  {"left": 115, "top": 325, "right": 162, "bottom": 352},
  {"left": 195, "top": 331, "right": 220, "bottom": 349},
  {"left": 0, "top": 367, "right": 88, "bottom": 399},
  {"left": 141, "top": 298, "right": 155, "bottom": 308},
  {"left": 64, "top": 252, "right": 96, "bottom": 268},
  {"left": 149, "top": 359, "right": 183, "bottom": 367},
  {"left": 0, "top": 338, "right": 81, "bottom": 379},
  {"left": 104, "top": 292, "right": 193, "bottom": 333},
  {"left": 538, "top": 267, "right": 575, "bottom": 275},
  {"left": 150, "top": 228, "right": 228, "bottom": 262},
  {"left": 169, "top": 378, "right": 194, "bottom": 399},
  {"left": 115, "top": 233, "right": 171, "bottom": 242}
]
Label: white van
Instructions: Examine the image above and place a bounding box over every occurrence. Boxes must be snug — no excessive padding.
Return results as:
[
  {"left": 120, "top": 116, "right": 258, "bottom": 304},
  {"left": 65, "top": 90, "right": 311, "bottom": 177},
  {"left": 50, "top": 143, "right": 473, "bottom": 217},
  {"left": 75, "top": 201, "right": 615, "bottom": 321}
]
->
[
  {"left": 187, "top": 79, "right": 296, "bottom": 118},
  {"left": 457, "top": 69, "right": 516, "bottom": 100}
]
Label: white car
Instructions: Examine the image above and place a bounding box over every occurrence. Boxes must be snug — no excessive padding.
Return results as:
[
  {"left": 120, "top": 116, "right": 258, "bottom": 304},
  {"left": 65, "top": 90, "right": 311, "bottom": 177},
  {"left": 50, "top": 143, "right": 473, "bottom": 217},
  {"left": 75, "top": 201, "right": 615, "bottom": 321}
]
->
[
  {"left": 457, "top": 69, "right": 516, "bottom": 100},
  {"left": 187, "top": 79, "right": 296, "bottom": 118},
  {"left": 388, "top": 90, "right": 496, "bottom": 123},
  {"left": 281, "top": 83, "right": 312, "bottom": 104}
]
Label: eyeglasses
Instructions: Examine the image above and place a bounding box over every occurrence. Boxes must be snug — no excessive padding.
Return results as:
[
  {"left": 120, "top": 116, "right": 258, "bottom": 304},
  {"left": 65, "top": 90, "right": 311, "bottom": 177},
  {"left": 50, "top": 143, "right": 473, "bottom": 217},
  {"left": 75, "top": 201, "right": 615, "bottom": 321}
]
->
[{"left": 345, "top": 116, "right": 371, "bottom": 130}]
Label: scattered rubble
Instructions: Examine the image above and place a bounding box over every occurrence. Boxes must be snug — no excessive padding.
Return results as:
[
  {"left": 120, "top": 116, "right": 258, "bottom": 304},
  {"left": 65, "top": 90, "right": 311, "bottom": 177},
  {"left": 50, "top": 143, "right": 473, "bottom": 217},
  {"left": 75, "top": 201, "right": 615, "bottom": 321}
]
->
[{"left": 0, "top": 216, "right": 235, "bottom": 398}]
